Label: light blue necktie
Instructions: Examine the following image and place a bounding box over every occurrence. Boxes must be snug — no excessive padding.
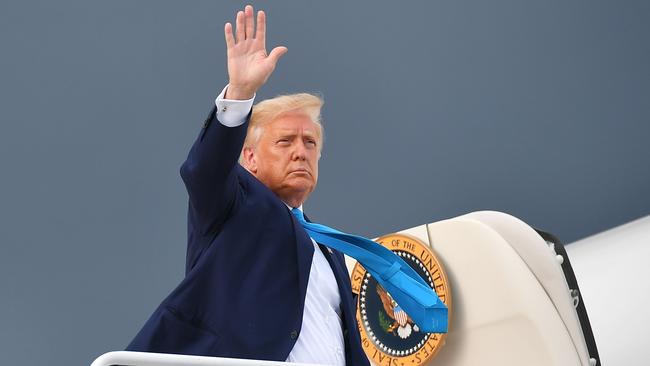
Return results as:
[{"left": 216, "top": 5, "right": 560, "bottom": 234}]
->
[{"left": 291, "top": 208, "right": 448, "bottom": 333}]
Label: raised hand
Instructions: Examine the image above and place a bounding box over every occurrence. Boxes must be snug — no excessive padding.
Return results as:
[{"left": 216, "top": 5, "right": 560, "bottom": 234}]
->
[{"left": 224, "top": 5, "right": 288, "bottom": 100}]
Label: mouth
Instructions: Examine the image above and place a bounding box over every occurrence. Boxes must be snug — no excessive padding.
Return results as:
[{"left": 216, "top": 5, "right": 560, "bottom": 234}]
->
[{"left": 289, "top": 168, "right": 311, "bottom": 176}]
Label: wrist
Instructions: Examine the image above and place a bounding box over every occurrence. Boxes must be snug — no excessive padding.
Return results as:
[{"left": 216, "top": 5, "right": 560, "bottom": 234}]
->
[{"left": 225, "top": 84, "right": 256, "bottom": 100}]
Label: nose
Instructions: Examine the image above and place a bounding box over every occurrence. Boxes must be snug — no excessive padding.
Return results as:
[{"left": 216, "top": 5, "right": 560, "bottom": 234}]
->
[{"left": 291, "top": 141, "right": 307, "bottom": 161}]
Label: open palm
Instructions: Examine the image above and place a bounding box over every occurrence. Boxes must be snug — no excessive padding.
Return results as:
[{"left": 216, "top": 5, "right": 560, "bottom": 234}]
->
[{"left": 224, "top": 5, "right": 287, "bottom": 100}]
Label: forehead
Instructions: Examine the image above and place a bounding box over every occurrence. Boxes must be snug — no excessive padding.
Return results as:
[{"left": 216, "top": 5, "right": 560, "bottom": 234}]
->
[{"left": 264, "top": 112, "right": 321, "bottom": 137}]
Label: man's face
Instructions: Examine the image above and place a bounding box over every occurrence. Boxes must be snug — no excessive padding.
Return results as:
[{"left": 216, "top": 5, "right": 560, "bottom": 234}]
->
[{"left": 244, "top": 111, "right": 321, "bottom": 207}]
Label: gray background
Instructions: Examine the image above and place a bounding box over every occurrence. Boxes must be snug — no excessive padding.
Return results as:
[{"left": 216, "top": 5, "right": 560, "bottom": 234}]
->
[{"left": 1, "top": 1, "right": 648, "bottom": 365}]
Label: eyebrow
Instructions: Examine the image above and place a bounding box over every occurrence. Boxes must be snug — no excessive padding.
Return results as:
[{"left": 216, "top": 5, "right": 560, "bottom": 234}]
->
[{"left": 274, "top": 130, "right": 319, "bottom": 139}]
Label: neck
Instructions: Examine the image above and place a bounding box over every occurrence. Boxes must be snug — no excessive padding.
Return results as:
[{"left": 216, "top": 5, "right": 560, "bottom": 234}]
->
[{"left": 282, "top": 195, "right": 307, "bottom": 209}]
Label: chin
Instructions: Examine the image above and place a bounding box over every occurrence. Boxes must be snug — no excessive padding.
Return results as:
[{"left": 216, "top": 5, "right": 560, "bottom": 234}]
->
[{"left": 285, "top": 179, "right": 315, "bottom": 195}]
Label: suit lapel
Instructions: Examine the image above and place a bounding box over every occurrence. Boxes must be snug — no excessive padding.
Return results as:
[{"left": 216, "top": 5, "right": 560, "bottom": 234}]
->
[
  {"left": 319, "top": 244, "right": 352, "bottom": 300},
  {"left": 318, "top": 244, "right": 357, "bottom": 334}
]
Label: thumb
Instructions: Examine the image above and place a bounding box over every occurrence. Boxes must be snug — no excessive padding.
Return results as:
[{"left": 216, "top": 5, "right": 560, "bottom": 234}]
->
[{"left": 267, "top": 46, "right": 288, "bottom": 65}]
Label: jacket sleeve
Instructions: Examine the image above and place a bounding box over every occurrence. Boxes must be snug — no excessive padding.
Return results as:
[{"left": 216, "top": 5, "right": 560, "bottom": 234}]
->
[
  {"left": 179, "top": 105, "right": 251, "bottom": 236},
  {"left": 126, "top": 306, "right": 221, "bottom": 356}
]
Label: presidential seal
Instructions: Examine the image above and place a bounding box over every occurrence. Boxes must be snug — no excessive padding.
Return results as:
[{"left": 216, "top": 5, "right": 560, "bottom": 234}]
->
[{"left": 350, "top": 234, "right": 451, "bottom": 366}]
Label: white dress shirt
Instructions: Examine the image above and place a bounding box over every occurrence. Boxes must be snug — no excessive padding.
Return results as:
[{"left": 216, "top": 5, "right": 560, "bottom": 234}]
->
[{"left": 214, "top": 86, "right": 346, "bottom": 366}]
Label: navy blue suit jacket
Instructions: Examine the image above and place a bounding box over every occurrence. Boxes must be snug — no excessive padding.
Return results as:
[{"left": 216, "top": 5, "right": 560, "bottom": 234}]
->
[{"left": 126, "top": 106, "right": 369, "bottom": 365}]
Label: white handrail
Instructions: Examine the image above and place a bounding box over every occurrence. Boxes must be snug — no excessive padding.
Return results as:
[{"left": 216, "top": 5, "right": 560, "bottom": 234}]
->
[{"left": 91, "top": 351, "right": 327, "bottom": 366}]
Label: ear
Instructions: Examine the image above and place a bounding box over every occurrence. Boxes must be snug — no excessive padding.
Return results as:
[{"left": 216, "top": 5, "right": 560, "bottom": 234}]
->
[{"left": 242, "top": 146, "right": 258, "bottom": 173}]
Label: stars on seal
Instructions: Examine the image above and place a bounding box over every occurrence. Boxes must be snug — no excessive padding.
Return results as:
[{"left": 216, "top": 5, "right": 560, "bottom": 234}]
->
[
  {"left": 359, "top": 269, "right": 431, "bottom": 357},
  {"left": 373, "top": 334, "right": 433, "bottom": 356},
  {"left": 396, "top": 251, "right": 434, "bottom": 288}
]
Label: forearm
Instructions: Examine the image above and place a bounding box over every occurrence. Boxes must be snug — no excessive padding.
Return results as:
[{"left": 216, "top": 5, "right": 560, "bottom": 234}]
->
[{"left": 179, "top": 101, "right": 250, "bottom": 232}]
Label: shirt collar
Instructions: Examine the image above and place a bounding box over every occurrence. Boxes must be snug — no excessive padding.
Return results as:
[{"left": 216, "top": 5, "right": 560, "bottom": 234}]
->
[{"left": 284, "top": 202, "right": 303, "bottom": 212}]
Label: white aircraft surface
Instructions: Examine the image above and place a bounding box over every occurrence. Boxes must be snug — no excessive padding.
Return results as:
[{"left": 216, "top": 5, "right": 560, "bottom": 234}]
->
[
  {"left": 92, "top": 213, "right": 649, "bottom": 366},
  {"left": 565, "top": 215, "right": 650, "bottom": 366}
]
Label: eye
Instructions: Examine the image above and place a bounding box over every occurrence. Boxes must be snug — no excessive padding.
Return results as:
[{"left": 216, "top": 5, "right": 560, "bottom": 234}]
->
[
  {"left": 277, "top": 139, "right": 290, "bottom": 145},
  {"left": 306, "top": 139, "right": 317, "bottom": 147}
]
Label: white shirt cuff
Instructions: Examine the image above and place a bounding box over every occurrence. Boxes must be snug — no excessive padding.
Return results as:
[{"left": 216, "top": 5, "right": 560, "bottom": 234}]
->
[{"left": 214, "top": 85, "right": 255, "bottom": 127}]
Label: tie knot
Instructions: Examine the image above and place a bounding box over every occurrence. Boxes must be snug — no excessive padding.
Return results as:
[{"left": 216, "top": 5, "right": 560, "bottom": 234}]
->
[{"left": 291, "top": 208, "right": 305, "bottom": 221}]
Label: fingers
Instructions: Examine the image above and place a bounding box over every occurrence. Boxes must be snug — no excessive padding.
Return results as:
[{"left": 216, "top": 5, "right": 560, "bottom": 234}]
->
[
  {"left": 245, "top": 5, "right": 254, "bottom": 39},
  {"left": 228, "top": 5, "right": 278, "bottom": 60},
  {"left": 235, "top": 10, "right": 245, "bottom": 43},
  {"left": 224, "top": 22, "right": 234, "bottom": 49},
  {"left": 256, "top": 10, "right": 266, "bottom": 42},
  {"left": 233, "top": 6, "right": 257, "bottom": 43},
  {"left": 268, "top": 46, "right": 288, "bottom": 65}
]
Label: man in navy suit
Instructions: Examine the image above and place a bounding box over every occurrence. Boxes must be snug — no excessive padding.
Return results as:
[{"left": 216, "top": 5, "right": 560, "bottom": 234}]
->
[{"left": 127, "top": 5, "right": 370, "bottom": 365}]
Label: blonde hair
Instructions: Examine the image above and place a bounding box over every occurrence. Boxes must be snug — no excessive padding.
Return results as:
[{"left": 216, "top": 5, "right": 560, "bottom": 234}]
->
[{"left": 241, "top": 93, "right": 324, "bottom": 161}]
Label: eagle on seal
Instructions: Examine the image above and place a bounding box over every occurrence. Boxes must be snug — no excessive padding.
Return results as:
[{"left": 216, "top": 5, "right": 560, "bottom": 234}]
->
[{"left": 376, "top": 285, "right": 420, "bottom": 339}]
